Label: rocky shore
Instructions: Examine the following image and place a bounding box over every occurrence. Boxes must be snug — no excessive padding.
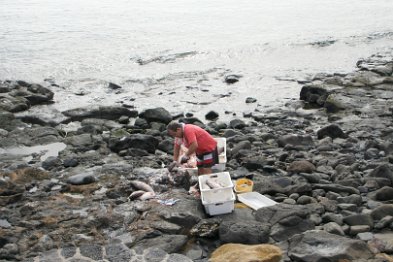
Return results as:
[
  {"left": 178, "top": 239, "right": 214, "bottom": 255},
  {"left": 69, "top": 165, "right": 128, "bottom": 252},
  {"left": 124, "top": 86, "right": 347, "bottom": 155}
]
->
[{"left": 1, "top": 54, "right": 393, "bottom": 262}]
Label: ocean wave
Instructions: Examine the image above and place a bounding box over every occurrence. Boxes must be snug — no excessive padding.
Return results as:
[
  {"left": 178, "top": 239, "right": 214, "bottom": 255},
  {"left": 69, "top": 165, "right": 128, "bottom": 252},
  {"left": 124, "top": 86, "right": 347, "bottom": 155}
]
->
[{"left": 130, "top": 51, "right": 198, "bottom": 65}]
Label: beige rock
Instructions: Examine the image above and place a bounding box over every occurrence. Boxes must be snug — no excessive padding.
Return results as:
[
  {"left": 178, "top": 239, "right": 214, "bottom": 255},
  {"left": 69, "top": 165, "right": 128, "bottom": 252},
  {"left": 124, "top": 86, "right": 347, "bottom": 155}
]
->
[{"left": 210, "top": 243, "right": 282, "bottom": 262}]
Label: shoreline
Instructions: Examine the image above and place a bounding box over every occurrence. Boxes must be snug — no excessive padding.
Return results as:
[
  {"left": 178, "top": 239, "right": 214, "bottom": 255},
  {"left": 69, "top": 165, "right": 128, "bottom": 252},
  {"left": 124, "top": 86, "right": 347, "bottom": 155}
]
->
[{"left": 1, "top": 53, "right": 393, "bottom": 261}]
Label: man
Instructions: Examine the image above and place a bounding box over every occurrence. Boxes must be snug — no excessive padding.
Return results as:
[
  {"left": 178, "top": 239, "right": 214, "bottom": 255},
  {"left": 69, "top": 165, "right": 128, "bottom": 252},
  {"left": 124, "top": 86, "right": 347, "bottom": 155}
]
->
[{"left": 167, "top": 121, "right": 218, "bottom": 175}]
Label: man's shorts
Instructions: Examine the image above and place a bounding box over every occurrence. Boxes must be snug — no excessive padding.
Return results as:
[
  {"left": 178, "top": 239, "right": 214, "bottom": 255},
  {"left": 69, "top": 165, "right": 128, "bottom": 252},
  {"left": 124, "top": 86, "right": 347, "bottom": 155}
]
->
[{"left": 196, "top": 147, "right": 218, "bottom": 168}]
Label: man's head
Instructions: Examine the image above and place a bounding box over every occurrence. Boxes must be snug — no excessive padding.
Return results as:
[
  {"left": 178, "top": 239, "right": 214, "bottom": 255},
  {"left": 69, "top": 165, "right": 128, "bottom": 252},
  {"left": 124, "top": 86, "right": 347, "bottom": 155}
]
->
[{"left": 167, "top": 121, "right": 183, "bottom": 138}]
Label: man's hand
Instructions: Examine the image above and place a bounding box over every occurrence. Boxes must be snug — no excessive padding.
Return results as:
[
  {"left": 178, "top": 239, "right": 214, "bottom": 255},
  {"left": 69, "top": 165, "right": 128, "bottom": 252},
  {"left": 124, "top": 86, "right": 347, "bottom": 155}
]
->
[{"left": 180, "top": 155, "right": 190, "bottom": 164}]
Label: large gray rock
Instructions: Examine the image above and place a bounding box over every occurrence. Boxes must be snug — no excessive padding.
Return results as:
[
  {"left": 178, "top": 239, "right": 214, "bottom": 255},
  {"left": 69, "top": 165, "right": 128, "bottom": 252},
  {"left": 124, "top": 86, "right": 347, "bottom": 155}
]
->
[
  {"left": 132, "top": 235, "right": 188, "bottom": 254},
  {"left": 63, "top": 106, "right": 138, "bottom": 121},
  {"left": 370, "top": 204, "right": 393, "bottom": 220},
  {"left": 367, "top": 164, "right": 393, "bottom": 185},
  {"left": 66, "top": 173, "right": 97, "bottom": 185},
  {"left": 140, "top": 107, "right": 172, "bottom": 124},
  {"left": 317, "top": 124, "right": 347, "bottom": 139},
  {"left": 288, "top": 230, "right": 374, "bottom": 261},
  {"left": 254, "top": 203, "right": 316, "bottom": 241},
  {"left": 299, "top": 85, "right": 330, "bottom": 107},
  {"left": 65, "top": 133, "right": 104, "bottom": 152},
  {"left": 218, "top": 220, "right": 270, "bottom": 244},
  {"left": 158, "top": 195, "right": 206, "bottom": 229},
  {"left": 108, "top": 134, "right": 159, "bottom": 154}
]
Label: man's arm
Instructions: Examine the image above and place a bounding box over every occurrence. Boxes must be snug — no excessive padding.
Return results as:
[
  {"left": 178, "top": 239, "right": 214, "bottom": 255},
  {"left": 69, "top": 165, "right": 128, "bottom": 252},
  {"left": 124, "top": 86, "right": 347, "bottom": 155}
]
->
[
  {"left": 186, "top": 141, "right": 198, "bottom": 157},
  {"left": 173, "top": 145, "right": 180, "bottom": 162}
]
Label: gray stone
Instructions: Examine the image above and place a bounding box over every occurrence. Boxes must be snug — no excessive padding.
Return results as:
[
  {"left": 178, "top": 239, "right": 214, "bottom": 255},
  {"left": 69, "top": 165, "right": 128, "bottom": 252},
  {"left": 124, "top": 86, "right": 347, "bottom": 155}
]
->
[
  {"left": 141, "top": 107, "right": 172, "bottom": 124},
  {"left": 371, "top": 204, "right": 393, "bottom": 220},
  {"left": 323, "top": 222, "right": 345, "bottom": 236},
  {"left": 0, "top": 219, "right": 11, "bottom": 228},
  {"left": 343, "top": 213, "right": 374, "bottom": 228},
  {"left": 79, "top": 244, "right": 103, "bottom": 260},
  {"left": 66, "top": 173, "right": 97, "bottom": 185},
  {"left": 288, "top": 230, "right": 374, "bottom": 261},
  {"left": 218, "top": 220, "right": 270, "bottom": 244},
  {"left": 105, "top": 244, "right": 133, "bottom": 262},
  {"left": 63, "top": 106, "right": 138, "bottom": 121},
  {"left": 277, "top": 134, "right": 314, "bottom": 149},
  {"left": 375, "top": 186, "right": 393, "bottom": 201},
  {"left": 349, "top": 225, "right": 371, "bottom": 235},
  {"left": 132, "top": 235, "right": 188, "bottom": 254},
  {"left": 317, "top": 124, "right": 347, "bottom": 139}
]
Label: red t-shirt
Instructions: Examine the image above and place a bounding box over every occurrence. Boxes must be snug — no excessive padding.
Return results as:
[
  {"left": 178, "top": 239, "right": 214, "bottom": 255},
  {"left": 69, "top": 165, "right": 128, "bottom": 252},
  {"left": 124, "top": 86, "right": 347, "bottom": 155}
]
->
[{"left": 175, "top": 124, "right": 217, "bottom": 155}]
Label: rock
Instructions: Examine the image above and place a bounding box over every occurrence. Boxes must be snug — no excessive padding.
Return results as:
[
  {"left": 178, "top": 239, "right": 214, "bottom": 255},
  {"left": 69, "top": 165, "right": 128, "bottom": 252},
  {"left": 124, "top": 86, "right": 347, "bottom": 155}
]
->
[
  {"left": 323, "top": 222, "right": 345, "bottom": 236},
  {"left": 218, "top": 220, "right": 270, "bottom": 244},
  {"left": 224, "top": 75, "right": 241, "bottom": 84},
  {"left": 231, "top": 140, "right": 252, "bottom": 156},
  {"left": 63, "top": 158, "right": 79, "bottom": 168},
  {"left": 0, "top": 219, "right": 11, "bottom": 228},
  {"left": 140, "top": 107, "right": 172, "bottom": 124},
  {"left": 158, "top": 195, "right": 205, "bottom": 229},
  {"left": 65, "top": 133, "right": 103, "bottom": 152},
  {"left": 42, "top": 156, "right": 62, "bottom": 170},
  {"left": 371, "top": 204, "right": 393, "bottom": 220},
  {"left": 312, "top": 183, "right": 360, "bottom": 195},
  {"left": 375, "top": 186, "right": 393, "bottom": 201},
  {"left": 368, "top": 164, "right": 393, "bottom": 186},
  {"left": 66, "top": 173, "right": 97, "bottom": 185},
  {"left": 317, "top": 124, "right": 347, "bottom": 139},
  {"left": 229, "top": 119, "right": 246, "bottom": 129},
  {"left": 205, "top": 111, "right": 219, "bottom": 120},
  {"left": 287, "top": 160, "right": 316, "bottom": 174},
  {"left": 374, "top": 215, "right": 393, "bottom": 230},
  {"left": 108, "top": 134, "right": 159, "bottom": 154},
  {"left": 245, "top": 97, "right": 257, "bottom": 103},
  {"left": 132, "top": 235, "right": 188, "bottom": 254},
  {"left": 288, "top": 230, "right": 374, "bottom": 261},
  {"left": 254, "top": 204, "right": 315, "bottom": 241},
  {"left": 210, "top": 243, "right": 282, "bottom": 262},
  {"left": 343, "top": 213, "right": 374, "bottom": 227},
  {"left": 277, "top": 134, "right": 314, "bottom": 149},
  {"left": 190, "top": 218, "right": 221, "bottom": 238},
  {"left": 0, "top": 94, "right": 30, "bottom": 112},
  {"left": 368, "top": 232, "right": 393, "bottom": 254},
  {"left": 63, "top": 106, "right": 138, "bottom": 121},
  {"left": 324, "top": 93, "right": 354, "bottom": 113},
  {"left": 108, "top": 82, "right": 122, "bottom": 89}
]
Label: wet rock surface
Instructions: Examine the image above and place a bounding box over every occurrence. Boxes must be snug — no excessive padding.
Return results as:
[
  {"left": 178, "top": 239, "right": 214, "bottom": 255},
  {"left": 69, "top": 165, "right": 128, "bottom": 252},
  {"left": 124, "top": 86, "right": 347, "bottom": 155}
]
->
[{"left": 1, "top": 55, "right": 393, "bottom": 261}]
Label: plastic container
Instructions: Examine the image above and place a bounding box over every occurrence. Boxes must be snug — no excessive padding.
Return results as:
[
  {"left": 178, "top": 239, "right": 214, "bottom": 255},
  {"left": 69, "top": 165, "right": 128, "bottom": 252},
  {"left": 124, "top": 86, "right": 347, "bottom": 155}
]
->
[
  {"left": 237, "top": 192, "right": 277, "bottom": 210},
  {"left": 202, "top": 190, "right": 235, "bottom": 216},
  {"left": 212, "top": 137, "right": 227, "bottom": 172},
  {"left": 234, "top": 178, "right": 254, "bottom": 193},
  {"left": 198, "top": 172, "right": 233, "bottom": 192}
]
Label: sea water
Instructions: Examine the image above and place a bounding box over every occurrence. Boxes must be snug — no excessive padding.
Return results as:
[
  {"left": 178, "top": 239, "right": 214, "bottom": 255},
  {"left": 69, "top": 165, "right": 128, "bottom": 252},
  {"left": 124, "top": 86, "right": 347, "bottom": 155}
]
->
[{"left": 1, "top": 0, "right": 393, "bottom": 121}]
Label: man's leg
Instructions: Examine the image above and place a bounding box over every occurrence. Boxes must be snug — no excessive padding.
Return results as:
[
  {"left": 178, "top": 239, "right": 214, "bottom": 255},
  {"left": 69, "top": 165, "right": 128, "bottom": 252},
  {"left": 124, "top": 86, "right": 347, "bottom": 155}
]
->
[{"left": 198, "top": 167, "right": 212, "bottom": 176}]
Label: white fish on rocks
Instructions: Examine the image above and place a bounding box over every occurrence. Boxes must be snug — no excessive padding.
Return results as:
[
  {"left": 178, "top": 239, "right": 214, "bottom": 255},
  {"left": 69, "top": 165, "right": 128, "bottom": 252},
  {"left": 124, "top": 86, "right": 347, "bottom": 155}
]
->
[
  {"left": 130, "top": 180, "right": 155, "bottom": 193},
  {"left": 128, "top": 180, "right": 156, "bottom": 201},
  {"left": 138, "top": 191, "right": 156, "bottom": 201},
  {"left": 128, "top": 190, "right": 147, "bottom": 201}
]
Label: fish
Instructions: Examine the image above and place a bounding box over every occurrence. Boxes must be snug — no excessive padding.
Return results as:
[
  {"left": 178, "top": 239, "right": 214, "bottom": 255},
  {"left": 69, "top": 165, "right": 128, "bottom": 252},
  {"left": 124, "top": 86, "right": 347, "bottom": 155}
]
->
[
  {"left": 206, "top": 178, "right": 223, "bottom": 189},
  {"left": 217, "top": 146, "right": 225, "bottom": 155},
  {"left": 128, "top": 190, "right": 146, "bottom": 201},
  {"left": 128, "top": 180, "right": 157, "bottom": 201},
  {"left": 130, "top": 180, "right": 155, "bottom": 193},
  {"left": 139, "top": 191, "right": 156, "bottom": 201}
]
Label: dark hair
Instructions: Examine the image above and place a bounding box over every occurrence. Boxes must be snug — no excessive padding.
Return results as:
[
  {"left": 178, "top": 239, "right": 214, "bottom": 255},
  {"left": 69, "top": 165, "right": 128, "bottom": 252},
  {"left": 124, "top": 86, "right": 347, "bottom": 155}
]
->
[{"left": 167, "top": 121, "right": 182, "bottom": 131}]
